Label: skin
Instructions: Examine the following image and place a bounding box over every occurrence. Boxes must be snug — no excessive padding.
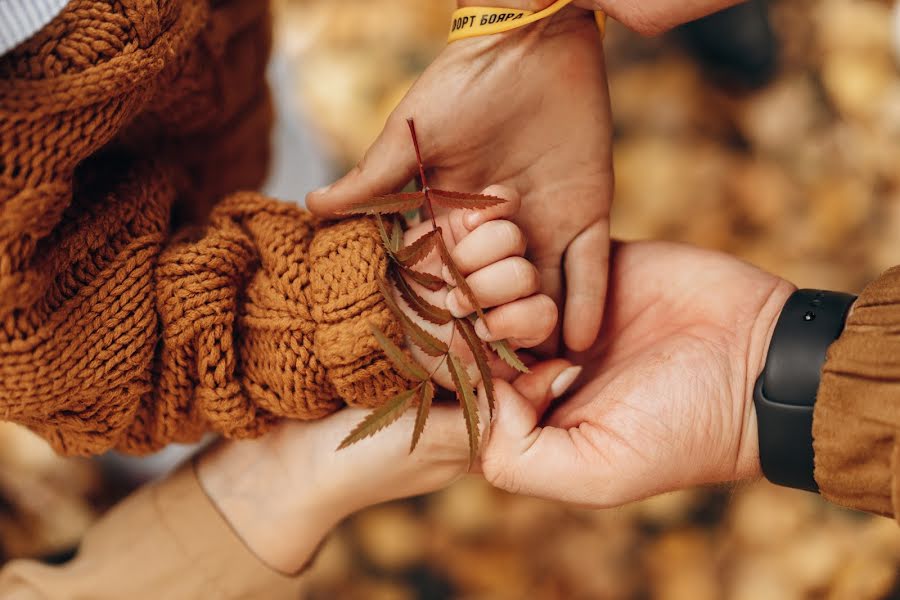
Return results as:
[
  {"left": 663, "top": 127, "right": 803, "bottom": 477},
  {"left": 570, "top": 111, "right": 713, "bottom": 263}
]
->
[
  {"left": 480, "top": 241, "right": 796, "bottom": 507},
  {"left": 197, "top": 192, "right": 567, "bottom": 574},
  {"left": 579, "top": 0, "right": 744, "bottom": 35},
  {"left": 307, "top": 6, "right": 613, "bottom": 355}
]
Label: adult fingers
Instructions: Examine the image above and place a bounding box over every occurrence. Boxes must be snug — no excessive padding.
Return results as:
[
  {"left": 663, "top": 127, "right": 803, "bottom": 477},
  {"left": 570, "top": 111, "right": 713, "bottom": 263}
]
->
[
  {"left": 306, "top": 115, "right": 420, "bottom": 217},
  {"left": 481, "top": 361, "right": 597, "bottom": 501},
  {"left": 563, "top": 219, "right": 609, "bottom": 352}
]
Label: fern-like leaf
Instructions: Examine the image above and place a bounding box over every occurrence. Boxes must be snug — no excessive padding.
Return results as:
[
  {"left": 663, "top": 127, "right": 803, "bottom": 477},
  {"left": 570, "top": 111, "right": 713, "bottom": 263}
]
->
[
  {"left": 490, "top": 340, "right": 530, "bottom": 374},
  {"left": 400, "top": 266, "right": 446, "bottom": 291},
  {"left": 429, "top": 189, "right": 507, "bottom": 210},
  {"left": 410, "top": 381, "right": 435, "bottom": 453},
  {"left": 448, "top": 354, "right": 480, "bottom": 466},
  {"left": 338, "top": 388, "right": 417, "bottom": 449},
  {"left": 455, "top": 318, "right": 495, "bottom": 417},
  {"left": 390, "top": 219, "right": 404, "bottom": 253},
  {"left": 437, "top": 233, "right": 485, "bottom": 321},
  {"left": 377, "top": 279, "right": 448, "bottom": 357},
  {"left": 341, "top": 192, "right": 425, "bottom": 215},
  {"left": 395, "top": 229, "right": 440, "bottom": 266},
  {"left": 369, "top": 322, "right": 429, "bottom": 381},
  {"left": 394, "top": 269, "right": 452, "bottom": 325},
  {"left": 375, "top": 215, "right": 393, "bottom": 254}
]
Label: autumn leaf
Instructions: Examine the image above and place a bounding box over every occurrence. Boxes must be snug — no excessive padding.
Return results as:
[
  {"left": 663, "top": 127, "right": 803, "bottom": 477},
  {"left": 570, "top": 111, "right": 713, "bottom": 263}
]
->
[
  {"left": 390, "top": 219, "right": 404, "bottom": 253},
  {"left": 490, "top": 340, "right": 530, "bottom": 374},
  {"left": 394, "top": 269, "right": 452, "bottom": 325},
  {"left": 429, "top": 189, "right": 507, "bottom": 210},
  {"left": 375, "top": 215, "right": 393, "bottom": 254},
  {"left": 338, "top": 388, "right": 417, "bottom": 450},
  {"left": 400, "top": 266, "right": 446, "bottom": 291},
  {"left": 410, "top": 381, "right": 435, "bottom": 453},
  {"left": 369, "top": 322, "right": 429, "bottom": 381},
  {"left": 377, "top": 278, "right": 448, "bottom": 357},
  {"left": 341, "top": 192, "right": 425, "bottom": 215},
  {"left": 456, "top": 318, "right": 495, "bottom": 416},
  {"left": 448, "top": 353, "right": 480, "bottom": 466},
  {"left": 395, "top": 229, "right": 440, "bottom": 266},
  {"left": 437, "top": 235, "right": 485, "bottom": 321}
]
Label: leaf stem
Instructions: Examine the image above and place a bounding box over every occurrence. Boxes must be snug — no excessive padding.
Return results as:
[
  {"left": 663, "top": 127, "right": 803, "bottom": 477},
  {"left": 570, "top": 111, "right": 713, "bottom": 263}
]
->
[{"left": 407, "top": 119, "right": 438, "bottom": 230}]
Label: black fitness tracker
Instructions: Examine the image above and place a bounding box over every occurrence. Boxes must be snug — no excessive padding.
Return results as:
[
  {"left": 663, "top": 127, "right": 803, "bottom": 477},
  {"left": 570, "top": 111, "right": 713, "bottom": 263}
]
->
[{"left": 753, "top": 289, "right": 857, "bottom": 492}]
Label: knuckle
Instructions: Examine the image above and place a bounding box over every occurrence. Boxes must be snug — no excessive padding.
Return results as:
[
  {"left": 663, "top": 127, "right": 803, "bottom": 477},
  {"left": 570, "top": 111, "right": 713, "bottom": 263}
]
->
[
  {"left": 484, "top": 310, "right": 506, "bottom": 335},
  {"left": 535, "top": 295, "right": 559, "bottom": 329},
  {"left": 513, "top": 259, "right": 540, "bottom": 291},
  {"left": 498, "top": 221, "right": 526, "bottom": 253}
]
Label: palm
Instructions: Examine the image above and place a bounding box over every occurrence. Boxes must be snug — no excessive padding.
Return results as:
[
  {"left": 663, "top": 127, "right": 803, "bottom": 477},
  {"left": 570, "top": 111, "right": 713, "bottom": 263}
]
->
[{"left": 546, "top": 242, "right": 792, "bottom": 503}]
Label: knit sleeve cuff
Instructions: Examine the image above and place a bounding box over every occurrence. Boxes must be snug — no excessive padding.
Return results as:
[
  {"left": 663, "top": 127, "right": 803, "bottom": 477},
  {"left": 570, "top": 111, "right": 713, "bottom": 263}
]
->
[
  {"left": 814, "top": 265, "right": 900, "bottom": 519},
  {"left": 308, "top": 217, "right": 415, "bottom": 408}
]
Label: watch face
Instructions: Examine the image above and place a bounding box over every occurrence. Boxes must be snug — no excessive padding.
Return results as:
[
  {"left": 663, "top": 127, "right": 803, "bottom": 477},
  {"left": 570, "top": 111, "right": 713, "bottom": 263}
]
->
[{"left": 762, "top": 290, "right": 856, "bottom": 408}]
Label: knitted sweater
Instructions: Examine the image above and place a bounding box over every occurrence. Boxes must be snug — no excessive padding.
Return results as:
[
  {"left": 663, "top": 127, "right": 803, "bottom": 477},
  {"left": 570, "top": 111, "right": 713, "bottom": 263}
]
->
[{"left": 0, "top": 0, "right": 409, "bottom": 456}]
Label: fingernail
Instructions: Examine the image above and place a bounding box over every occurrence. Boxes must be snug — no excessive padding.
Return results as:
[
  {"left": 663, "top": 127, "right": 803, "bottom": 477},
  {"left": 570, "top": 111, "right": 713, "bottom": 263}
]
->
[
  {"left": 441, "top": 265, "right": 453, "bottom": 284},
  {"left": 474, "top": 318, "right": 492, "bottom": 340},
  {"left": 550, "top": 366, "right": 582, "bottom": 399}
]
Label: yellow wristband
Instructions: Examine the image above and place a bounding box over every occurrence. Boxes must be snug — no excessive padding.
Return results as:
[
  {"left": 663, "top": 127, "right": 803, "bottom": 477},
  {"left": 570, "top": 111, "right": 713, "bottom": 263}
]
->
[{"left": 448, "top": 0, "right": 606, "bottom": 43}]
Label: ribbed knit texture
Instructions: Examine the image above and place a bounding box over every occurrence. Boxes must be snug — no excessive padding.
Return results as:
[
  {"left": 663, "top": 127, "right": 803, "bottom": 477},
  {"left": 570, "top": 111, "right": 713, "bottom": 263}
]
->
[
  {"left": 0, "top": 0, "right": 69, "bottom": 55},
  {"left": 0, "top": 0, "right": 409, "bottom": 456}
]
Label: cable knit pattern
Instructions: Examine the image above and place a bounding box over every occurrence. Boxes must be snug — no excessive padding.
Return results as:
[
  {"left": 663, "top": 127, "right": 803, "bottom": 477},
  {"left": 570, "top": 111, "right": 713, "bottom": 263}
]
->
[{"left": 0, "top": 0, "right": 407, "bottom": 455}]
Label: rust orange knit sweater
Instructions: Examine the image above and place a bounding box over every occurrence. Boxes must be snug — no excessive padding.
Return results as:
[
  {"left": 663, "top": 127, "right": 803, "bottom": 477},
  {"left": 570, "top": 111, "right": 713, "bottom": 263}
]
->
[{"left": 0, "top": 0, "right": 409, "bottom": 456}]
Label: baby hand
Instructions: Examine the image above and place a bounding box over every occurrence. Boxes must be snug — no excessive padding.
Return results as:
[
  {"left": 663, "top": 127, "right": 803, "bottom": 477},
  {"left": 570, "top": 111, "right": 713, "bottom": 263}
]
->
[{"left": 395, "top": 186, "right": 558, "bottom": 389}]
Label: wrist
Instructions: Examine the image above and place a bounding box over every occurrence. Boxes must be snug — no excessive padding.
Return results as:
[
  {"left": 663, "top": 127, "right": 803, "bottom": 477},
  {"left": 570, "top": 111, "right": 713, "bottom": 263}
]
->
[
  {"left": 734, "top": 278, "right": 797, "bottom": 481},
  {"left": 751, "top": 288, "right": 858, "bottom": 492},
  {"left": 196, "top": 429, "right": 348, "bottom": 574}
]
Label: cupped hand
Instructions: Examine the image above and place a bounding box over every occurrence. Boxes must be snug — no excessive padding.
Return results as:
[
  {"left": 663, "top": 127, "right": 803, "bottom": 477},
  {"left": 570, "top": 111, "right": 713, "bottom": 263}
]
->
[
  {"left": 480, "top": 241, "right": 796, "bottom": 507},
  {"left": 307, "top": 7, "right": 613, "bottom": 354}
]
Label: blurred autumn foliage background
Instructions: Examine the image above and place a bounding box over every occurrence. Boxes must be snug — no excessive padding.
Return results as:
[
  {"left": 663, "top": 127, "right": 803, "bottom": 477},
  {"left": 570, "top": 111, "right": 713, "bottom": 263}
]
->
[{"left": 3, "top": 0, "right": 900, "bottom": 598}]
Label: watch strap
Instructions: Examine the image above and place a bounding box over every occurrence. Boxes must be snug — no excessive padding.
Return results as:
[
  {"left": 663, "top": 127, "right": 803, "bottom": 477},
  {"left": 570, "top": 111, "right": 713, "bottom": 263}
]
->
[{"left": 754, "top": 289, "right": 856, "bottom": 492}]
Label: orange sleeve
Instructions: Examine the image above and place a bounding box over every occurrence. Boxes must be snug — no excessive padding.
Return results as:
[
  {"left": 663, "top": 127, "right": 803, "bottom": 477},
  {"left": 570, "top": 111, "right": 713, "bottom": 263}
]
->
[
  {"left": 0, "top": 0, "right": 409, "bottom": 456},
  {"left": 815, "top": 265, "right": 900, "bottom": 518}
]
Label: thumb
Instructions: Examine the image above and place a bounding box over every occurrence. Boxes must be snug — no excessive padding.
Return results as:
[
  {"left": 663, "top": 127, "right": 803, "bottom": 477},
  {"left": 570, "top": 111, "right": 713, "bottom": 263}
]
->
[
  {"left": 481, "top": 361, "right": 591, "bottom": 502},
  {"left": 306, "top": 115, "right": 422, "bottom": 217}
]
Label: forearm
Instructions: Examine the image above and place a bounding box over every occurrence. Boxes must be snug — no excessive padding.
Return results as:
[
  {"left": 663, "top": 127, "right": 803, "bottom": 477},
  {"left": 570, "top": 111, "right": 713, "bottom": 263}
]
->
[
  {"left": 0, "top": 460, "right": 305, "bottom": 599},
  {"left": 196, "top": 429, "right": 347, "bottom": 575}
]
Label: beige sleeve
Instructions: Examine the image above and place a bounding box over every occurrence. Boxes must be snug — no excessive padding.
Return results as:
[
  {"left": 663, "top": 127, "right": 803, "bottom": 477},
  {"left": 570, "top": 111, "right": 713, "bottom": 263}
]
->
[{"left": 0, "top": 464, "right": 305, "bottom": 599}]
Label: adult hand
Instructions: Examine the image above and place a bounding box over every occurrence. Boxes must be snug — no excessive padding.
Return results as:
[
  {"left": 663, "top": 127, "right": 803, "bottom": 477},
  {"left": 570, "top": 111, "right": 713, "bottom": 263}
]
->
[
  {"left": 480, "top": 241, "right": 796, "bottom": 507},
  {"left": 307, "top": 7, "right": 613, "bottom": 354},
  {"left": 576, "top": 0, "right": 742, "bottom": 35}
]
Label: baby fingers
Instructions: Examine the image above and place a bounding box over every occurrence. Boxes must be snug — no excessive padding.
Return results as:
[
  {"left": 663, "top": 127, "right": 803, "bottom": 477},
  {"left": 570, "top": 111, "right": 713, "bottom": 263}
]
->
[
  {"left": 445, "top": 257, "right": 540, "bottom": 318},
  {"left": 474, "top": 295, "right": 558, "bottom": 348},
  {"left": 450, "top": 220, "right": 526, "bottom": 275}
]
